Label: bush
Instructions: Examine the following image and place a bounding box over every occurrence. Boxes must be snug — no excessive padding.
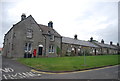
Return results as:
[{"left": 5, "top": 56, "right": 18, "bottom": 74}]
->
[{"left": 56, "top": 46, "right": 61, "bottom": 56}]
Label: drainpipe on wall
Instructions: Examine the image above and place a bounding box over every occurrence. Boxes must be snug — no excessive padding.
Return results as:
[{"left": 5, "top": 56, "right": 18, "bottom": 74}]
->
[
  {"left": 60, "top": 37, "right": 62, "bottom": 57},
  {"left": 44, "top": 36, "right": 46, "bottom": 56},
  {"left": 101, "top": 48, "right": 102, "bottom": 55}
]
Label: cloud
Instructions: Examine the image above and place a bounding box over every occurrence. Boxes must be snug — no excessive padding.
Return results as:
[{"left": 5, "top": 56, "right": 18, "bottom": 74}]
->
[
  {"left": 72, "top": 2, "right": 118, "bottom": 44},
  {"left": 0, "top": 0, "right": 119, "bottom": 48}
]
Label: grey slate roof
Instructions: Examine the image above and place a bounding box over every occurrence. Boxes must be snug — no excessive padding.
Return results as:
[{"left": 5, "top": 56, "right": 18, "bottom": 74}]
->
[
  {"left": 38, "top": 24, "right": 61, "bottom": 37},
  {"left": 94, "top": 42, "right": 117, "bottom": 49},
  {"left": 62, "top": 37, "right": 99, "bottom": 48},
  {"left": 112, "top": 44, "right": 119, "bottom": 48}
]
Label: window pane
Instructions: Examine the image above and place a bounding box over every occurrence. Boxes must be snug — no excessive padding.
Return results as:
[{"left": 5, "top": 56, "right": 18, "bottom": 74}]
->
[
  {"left": 24, "top": 43, "right": 27, "bottom": 51},
  {"left": 52, "top": 45, "right": 54, "bottom": 52},
  {"left": 49, "top": 45, "right": 54, "bottom": 53},
  {"left": 28, "top": 43, "right": 31, "bottom": 51},
  {"left": 50, "top": 35, "right": 54, "bottom": 41},
  {"left": 26, "top": 29, "right": 32, "bottom": 38}
]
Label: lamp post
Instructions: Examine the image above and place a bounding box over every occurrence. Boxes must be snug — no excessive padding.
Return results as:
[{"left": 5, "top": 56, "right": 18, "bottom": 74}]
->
[
  {"left": 83, "top": 47, "right": 87, "bottom": 66},
  {"left": 84, "top": 48, "right": 86, "bottom": 65}
]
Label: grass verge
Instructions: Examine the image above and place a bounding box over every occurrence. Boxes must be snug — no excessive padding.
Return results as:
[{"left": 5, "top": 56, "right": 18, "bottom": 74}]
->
[{"left": 18, "top": 55, "right": 120, "bottom": 71}]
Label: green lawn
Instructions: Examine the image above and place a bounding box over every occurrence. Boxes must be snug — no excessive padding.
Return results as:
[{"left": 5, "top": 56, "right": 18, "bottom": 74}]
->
[{"left": 18, "top": 55, "right": 120, "bottom": 71}]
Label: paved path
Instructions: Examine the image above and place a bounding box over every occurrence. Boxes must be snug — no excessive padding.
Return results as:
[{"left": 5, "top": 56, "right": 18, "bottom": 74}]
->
[{"left": 1, "top": 56, "right": 120, "bottom": 80}]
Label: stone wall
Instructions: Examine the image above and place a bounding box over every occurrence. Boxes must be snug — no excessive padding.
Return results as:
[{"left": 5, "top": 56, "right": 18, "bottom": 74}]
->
[{"left": 62, "top": 43, "right": 101, "bottom": 56}]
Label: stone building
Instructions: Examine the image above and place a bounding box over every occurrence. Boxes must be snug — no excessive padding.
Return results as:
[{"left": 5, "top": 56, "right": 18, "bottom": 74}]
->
[
  {"left": 2, "top": 14, "right": 119, "bottom": 58},
  {"left": 110, "top": 42, "right": 120, "bottom": 54},
  {"left": 37, "top": 23, "right": 62, "bottom": 57},
  {"left": 62, "top": 35, "right": 100, "bottom": 56},
  {"left": 3, "top": 14, "right": 62, "bottom": 58},
  {"left": 90, "top": 37, "right": 118, "bottom": 55},
  {"left": 0, "top": 48, "right": 2, "bottom": 55}
]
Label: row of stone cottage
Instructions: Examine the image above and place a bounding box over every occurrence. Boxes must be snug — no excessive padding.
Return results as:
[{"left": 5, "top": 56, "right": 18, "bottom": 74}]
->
[
  {"left": 62, "top": 36, "right": 119, "bottom": 56},
  {"left": 2, "top": 14, "right": 120, "bottom": 58}
]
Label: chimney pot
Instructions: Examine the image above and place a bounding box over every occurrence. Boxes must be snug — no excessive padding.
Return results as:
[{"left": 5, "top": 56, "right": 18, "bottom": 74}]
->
[
  {"left": 101, "top": 39, "right": 104, "bottom": 44},
  {"left": 21, "top": 13, "right": 26, "bottom": 21},
  {"left": 117, "top": 43, "right": 119, "bottom": 46},
  {"left": 74, "top": 34, "right": 77, "bottom": 40},
  {"left": 90, "top": 37, "right": 93, "bottom": 42},
  {"left": 110, "top": 41, "right": 113, "bottom": 45},
  {"left": 48, "top": 21, "right": 53, "bottom": 28}
]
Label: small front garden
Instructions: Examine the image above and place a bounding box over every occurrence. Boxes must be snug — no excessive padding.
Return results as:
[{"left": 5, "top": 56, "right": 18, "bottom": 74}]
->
[{"left": 18, "top": 55, "right": 120, "bottom": 72}]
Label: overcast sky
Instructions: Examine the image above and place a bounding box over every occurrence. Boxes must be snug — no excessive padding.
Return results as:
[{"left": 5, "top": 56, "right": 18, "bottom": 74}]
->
[{"left": 0, "top": 0, "right": 119, "bottom": 48}]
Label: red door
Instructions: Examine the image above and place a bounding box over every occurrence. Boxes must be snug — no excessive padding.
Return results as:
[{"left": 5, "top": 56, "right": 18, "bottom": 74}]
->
[{"left": 33, "top": 49, "right": 36, "bottom": 57}]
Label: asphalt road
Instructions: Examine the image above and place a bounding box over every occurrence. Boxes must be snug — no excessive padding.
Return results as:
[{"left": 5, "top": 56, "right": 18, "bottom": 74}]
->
[
  {"left": 1, "top": 55, "right": 120, "bottom": 80},
  {"left": 1, "top": 56, "right": 41, "bottom": 80},
  {"left": 33, "top": 65, "right": 120, "bottom": 79}
]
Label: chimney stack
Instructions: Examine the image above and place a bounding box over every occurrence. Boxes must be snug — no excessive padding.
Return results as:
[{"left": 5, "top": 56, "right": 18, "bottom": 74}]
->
[
  {"left": 117, "top": 43, "right": 119, "bottom": 46},
  {"left": 90, "top": 37, "right": 93, "bottom": 42},
  {"left": 21, "top": 13, "right": 26, "bottom": 21},
  {"left": 48, "top": 21, "right": 53, "bottom": 28},
  {"left": 101, "top": 39, "right": 104, "bottom": 44},
  {"left": 110, "top": 41, "right": 113, "bottom": 45},
  {"left": 74, "top": 34, "right": 77, "bottom": 40}
]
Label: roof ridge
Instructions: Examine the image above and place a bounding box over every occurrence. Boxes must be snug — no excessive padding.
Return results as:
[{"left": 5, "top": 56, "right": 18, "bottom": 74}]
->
[
  {"left": 62, "top": 36, "right": 88, "bottom": 42},
  {"left": 62, "top": 36, "right": 98, "bottom": 47},
  {"left": 97, "top": 42, "right": 112, "bottom": 46},
  {"left": 38, "top": 24, "right": 61, "bottom": 37}
]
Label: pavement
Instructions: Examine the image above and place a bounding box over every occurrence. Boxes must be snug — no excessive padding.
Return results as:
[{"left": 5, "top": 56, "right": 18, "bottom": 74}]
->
[{"left": 1, "top": 55, "right": 120, "bottom": 80}]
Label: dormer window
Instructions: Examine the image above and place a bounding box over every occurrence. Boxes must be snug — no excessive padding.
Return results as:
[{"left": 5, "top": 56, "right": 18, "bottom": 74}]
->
[{"left": 26, "top": 29, "right": 33, "bottom": 39}]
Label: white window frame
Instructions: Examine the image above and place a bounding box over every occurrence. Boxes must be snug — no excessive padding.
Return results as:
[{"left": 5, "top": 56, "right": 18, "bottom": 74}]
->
[
  {"left": 78, "top": 48, "right": 81, "bottom": 51},
  {"left": 50, "top": 35, "right": 54, "bottom": 41},
  {"left": 26, "top": 29, "right": 33, "bottom": 38},
  {"left": 72, "top": 48, "right": 74, "bottom": 51},
  {"left": 24, "top": 43, "right": 32, "bottom": 53},
  {"left": 49, "top": 45, "right": 54, "bottom": 53},
  {"left": 67, "top": 48, "right": 71, "bottom": 52}
]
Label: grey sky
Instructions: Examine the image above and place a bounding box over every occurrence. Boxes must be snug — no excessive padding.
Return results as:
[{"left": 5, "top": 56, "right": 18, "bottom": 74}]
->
[{"left": 0, "top": 0, "right": 119, "bottom": 48}]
